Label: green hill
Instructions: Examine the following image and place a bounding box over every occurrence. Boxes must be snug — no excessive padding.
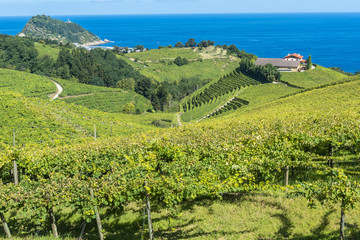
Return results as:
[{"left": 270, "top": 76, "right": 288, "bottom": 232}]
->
[
  {"left": 181, "top": 66, "right": 348, "bottom": 122},
  {"left": 119, "top": 46, "right": 241, "bottom": 83},
  {"left": 17, "top": 15, "right": 103, "bottom": 45},
  {"left": 281, "top": 65, "right": 346, "bottom": 88},
  {"left": 0, "top": 68, "right": 56, "bottom": 98},
  {"left": 53, "top": 78, "right": 153, "bottom": 113}
]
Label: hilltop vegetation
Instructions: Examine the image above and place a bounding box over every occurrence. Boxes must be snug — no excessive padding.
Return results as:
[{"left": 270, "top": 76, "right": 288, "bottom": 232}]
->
[{"left": 17, "top": 15, "right": 102, "bottom": 44}]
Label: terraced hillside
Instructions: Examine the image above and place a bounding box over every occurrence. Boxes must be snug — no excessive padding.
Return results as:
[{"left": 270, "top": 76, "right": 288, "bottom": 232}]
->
[
  {"left": 54, "top": 78, "right": 153, "bottom": 113},
  {"left": 182, "top": 66, "right": 349, "bottom": 122},
  {"left": 0, "top": 69, "right": 153, "bottom": 113}
]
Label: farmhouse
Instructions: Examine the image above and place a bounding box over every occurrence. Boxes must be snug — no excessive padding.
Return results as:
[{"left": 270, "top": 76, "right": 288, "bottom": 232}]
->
[{"left": 255, "top": 53, "right": 306, "bottom": 72}]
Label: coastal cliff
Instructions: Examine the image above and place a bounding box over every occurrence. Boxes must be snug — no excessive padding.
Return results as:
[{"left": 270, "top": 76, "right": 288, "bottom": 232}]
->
[{"left": 17, "top": 15, "right": 107, "bottom": 45}]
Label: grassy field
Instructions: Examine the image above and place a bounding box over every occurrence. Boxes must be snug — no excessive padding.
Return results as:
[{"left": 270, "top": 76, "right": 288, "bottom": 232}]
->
[
  {"left": 219, "top": 75, "right": 360, "bottom": 122},
  {"left": 140, "top": 58, "right": 240, "bottom": 83},
  {"left": 0, "top": 89, "right": 172, "bottom": 148},
  {"left": 53, "top": 78, "right": 123, "bottom": 97},
  {"left": 120, "top": 47, "right": 240, "bottom": 83},
  {"left": 237, "top": 83, "right": 300, "bottom": 111},
  {"left": 63, "top": 92, "right": 153, "bottom": 113},
  {"left": 128, "top": 48, "right": 200, "bottom": 62},
  {"left": 53, "top": 78, "right": 153, "bottom": 113},
  {"left": 5, "top": 191, "right": 360, "bottom": 240},
  {"left": 281, "top": 66, "right": 346, "bottom": 88},
  {"left": 0, "top": 68, "right": 56, "bottom": 98},
  {"left": 34, "top": 42, "right": 61, "bottom": 60}
]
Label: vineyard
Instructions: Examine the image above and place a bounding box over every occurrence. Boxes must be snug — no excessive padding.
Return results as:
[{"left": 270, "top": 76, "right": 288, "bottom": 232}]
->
[
  {"left": 1, "top": 73, "right": 360, "bottom": 239},
  {"left": 0, "top": 69, "right": 56, "bottom": 99},
  {"left": 63, "top": 92, "right": 153, "bottom": 113},
  {"left": 281, "top": 65, "right": 346, "bottom": 88},
  {"left": 182, "top": 70, "right": 260, "bottom": 112}
]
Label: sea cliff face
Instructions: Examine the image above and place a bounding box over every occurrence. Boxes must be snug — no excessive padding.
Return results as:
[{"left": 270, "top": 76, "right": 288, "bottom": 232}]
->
[{"left": 17, "top": 15, "right": 104, "bottom": 45}]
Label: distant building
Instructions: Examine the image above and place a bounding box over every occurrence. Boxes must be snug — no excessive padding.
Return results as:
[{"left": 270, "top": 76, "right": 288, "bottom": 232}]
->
[
  {"left": 284, "top": 53, "right": 307, "bottom": 64},
  {"left": 255, "top": 53, "right": 307, "bottom": 72}
]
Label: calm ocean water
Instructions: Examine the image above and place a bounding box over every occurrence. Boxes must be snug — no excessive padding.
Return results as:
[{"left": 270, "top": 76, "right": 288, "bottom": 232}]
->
[{"left": 0, "top": 13, "right": 359, "bottom": 72}]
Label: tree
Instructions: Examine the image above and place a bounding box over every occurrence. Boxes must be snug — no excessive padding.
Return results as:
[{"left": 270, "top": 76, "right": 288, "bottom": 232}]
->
[
  {"left": 307, "top": 55, "right": 312, "bottom": 70},
  {"left": 116, "top": 78, "right": 135, "bottom": 91},
  {"left": 174, "top": 56, "right": 188, "bottom": 66},
  {"left": 175, "top": 42, "right": 184, "bottom": 48},
  {"left": 122, "top": 102, "right": 135, "bottom": 114},
  {"left": 304, "top": 169, "right": 360, "bottom": 240},
  {"left": 136, "top": 45, "right": 144, "bottom": 51},
  {"left": 185, "top": 39, "right": 197, "bottom": 48}
]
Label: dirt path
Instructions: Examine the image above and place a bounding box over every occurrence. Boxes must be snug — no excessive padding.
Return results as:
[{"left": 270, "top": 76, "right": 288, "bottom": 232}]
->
[
  {"left": 58, "top": 93, "right": 95, "bottom": 100},
  {"left": 177, "top": 113, "right": 183, "bottom": 126},
  {"left": 49, "top": 80, "right": 63, "bottom": 101}
]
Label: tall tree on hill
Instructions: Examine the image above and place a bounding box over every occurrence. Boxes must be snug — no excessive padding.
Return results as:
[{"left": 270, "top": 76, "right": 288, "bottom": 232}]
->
[
  {"left": 185, "top": 39, "right": 197, "bottom": 48},
  {"left": 175, "top": 42, "right": 184, "bottom": 48},
  {"left": 307, "top": 55, "right": 312, "bottom": 70}
]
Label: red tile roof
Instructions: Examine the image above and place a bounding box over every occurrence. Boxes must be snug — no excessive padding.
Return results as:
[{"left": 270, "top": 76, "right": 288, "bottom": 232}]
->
[{"left": 284, "top": 53, "right": 304, "bottom": 59}]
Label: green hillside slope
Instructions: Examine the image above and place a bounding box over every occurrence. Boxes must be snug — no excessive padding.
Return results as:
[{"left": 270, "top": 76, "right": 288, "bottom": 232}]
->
[
  {"left": 54, "top": 78, "right": 153, "bottom": 113},
  {"left": 34, "top": 42, "right": 61, "bottom": 60},
  {"left": 0, "top": 69, "right": 153, "bottom": 113},
  {"left": 182, "top": 65, "right": 350, "bottom": 122},
  {"left": 0, "top": 68, "right": 56, "bottom": 98},
  {"left": 120, "top": 46, "right": 241, "bottom": 83},
  {"left": 0, "top": 89, "right": 172, "bottom": 148},
  {"left": 281, "top": 65, "right": 346, "bottom": 88}
]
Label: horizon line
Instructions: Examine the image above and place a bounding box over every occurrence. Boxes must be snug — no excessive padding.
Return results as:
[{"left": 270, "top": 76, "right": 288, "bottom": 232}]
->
[{"left": 0, "top": 11, "right": 360, "bottom": 17}]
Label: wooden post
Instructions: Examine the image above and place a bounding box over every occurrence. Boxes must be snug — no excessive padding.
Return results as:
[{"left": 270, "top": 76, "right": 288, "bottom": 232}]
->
[
  {"left": 0, "top": 212, "right": 12, "bottom": 238},
  {"left": 340, "top": 202, "right": 345, "bottom": 240},
  {"left": 47, "top": 207, "right": 59, "bottom": 238},
  {"left": 140, "top": 207, "right": 146, "bottom": 240},
  {"left": 90, "top": 188, "right": 104, "bottom": 240},
  {"left": 284, "top": 166, "right": 289, "bottom": 186},
  {"left": 110, "top": 125, "right": 113, "bottom": 137},
  {"left": 145, "top": 181, "right": 154, "bottom": 240},
  {"left": 13, "top": 129, "right": 18, "bottom": 185},
  {"left": 94, "top": 125, "right": 97, "bottom": 141},
  {"left": 78, "top": 221, "right": 87, "bottom": 240}
]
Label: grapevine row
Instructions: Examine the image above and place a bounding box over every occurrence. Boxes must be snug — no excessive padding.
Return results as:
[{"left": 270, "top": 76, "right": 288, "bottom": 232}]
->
[
  {"left": 205, "top": 97, "right": 249, "bottom": 119},
  {"left": 1, "top": 111, "right": 360, "bottom": 238},
  {"left": 182, "top": 69, "right": 260, "bottom": 111}
]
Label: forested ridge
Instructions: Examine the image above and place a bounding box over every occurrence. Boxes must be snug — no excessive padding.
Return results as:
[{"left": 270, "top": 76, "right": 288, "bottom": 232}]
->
[{"left": 18, "top": 15, "right": 101, "bottom": 44}]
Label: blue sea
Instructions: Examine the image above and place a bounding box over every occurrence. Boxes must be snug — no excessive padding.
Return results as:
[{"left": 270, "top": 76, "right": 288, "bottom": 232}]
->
[{"left": 0, "top": 13, "right": 359, "bottom": 72}]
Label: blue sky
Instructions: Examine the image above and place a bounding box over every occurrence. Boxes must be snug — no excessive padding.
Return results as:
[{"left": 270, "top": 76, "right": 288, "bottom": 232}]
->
[{"left": 0, "top": 0, "right": 359, "bottom": 16}]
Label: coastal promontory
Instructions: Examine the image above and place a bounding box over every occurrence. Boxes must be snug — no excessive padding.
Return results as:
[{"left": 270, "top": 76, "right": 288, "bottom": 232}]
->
[{"left": 17, "top": 15, "right": 106, "bottom": 45}]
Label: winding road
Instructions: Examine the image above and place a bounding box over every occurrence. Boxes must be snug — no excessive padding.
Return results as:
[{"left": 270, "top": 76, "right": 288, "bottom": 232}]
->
[{"left": 50, "top": 80, "right": 63, "bottom": 101}]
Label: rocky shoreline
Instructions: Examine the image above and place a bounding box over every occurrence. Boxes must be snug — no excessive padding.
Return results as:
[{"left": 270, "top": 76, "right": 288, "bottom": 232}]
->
[{"left": 80, "top": 39, "right": 112, "bottom": 46}]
